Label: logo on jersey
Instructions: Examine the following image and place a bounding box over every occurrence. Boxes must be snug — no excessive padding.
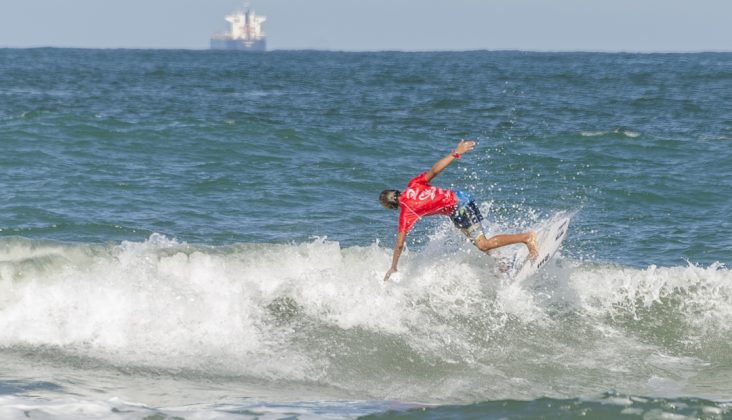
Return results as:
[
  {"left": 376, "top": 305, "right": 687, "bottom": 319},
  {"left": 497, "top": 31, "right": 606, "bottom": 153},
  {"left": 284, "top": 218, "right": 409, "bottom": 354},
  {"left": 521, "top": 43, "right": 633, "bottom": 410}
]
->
[{"left": 406, "top": 186, "right": 445, "bottom": 201}]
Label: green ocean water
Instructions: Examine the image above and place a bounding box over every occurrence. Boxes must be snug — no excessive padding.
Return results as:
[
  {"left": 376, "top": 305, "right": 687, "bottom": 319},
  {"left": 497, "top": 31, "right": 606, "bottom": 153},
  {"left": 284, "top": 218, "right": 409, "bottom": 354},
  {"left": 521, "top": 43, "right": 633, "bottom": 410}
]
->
[{"left": 0, "top": 49, "right": 731, "bottom": 419}]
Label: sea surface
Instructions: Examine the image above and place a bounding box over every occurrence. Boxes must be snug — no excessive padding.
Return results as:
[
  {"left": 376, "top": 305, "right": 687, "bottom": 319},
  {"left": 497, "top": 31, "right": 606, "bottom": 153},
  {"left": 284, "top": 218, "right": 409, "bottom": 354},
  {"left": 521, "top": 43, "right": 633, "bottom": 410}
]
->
[{"left": 1, "top": 48, "right": 731, "bottom": 419}]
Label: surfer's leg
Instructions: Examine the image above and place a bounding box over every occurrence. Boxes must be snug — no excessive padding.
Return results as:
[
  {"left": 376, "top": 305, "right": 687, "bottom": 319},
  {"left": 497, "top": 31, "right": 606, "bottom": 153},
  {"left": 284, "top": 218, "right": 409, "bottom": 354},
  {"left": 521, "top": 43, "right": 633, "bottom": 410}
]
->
[
  {"left": 474, "top": 232, "right": 538, "bottom": 258},
  {"left": 450, "top": 195, "right": 538, "bottom": 257}
]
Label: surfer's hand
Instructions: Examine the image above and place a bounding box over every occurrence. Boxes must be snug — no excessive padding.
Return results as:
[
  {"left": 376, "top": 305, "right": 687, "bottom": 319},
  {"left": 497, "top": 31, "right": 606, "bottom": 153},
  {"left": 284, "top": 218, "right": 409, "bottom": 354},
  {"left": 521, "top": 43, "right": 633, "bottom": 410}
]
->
[
  {"left": 384, "top": 268, "right": 397, "bottom": 281},
  {"left": 455, "top": 139, "right": 476, "bottom": 155}
]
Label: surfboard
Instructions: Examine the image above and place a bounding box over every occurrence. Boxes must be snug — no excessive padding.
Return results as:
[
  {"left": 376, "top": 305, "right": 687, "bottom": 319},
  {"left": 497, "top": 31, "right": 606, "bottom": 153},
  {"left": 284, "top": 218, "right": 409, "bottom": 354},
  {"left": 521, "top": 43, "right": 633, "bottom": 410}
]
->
[{"left": 502, "top": 213, "right": 570, "bottom": 282}]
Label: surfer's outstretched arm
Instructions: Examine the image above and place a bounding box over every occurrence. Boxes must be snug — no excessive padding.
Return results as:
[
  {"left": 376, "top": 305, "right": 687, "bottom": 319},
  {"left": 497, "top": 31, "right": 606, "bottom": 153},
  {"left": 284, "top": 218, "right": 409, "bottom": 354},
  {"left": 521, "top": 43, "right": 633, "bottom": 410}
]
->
[
  {"left": 384, "top": 231, "right": 407, "bottom": 281},
  {"left": 424, "top": 139, "right": 476, "bottom": 182}
]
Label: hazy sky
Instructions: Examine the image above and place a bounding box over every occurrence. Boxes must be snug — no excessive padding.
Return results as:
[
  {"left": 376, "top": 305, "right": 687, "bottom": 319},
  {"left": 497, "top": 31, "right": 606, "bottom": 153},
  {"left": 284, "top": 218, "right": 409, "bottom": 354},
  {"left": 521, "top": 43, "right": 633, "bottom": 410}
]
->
[{"left": 1, "top": 0, "right": 730, "bottom": 52}]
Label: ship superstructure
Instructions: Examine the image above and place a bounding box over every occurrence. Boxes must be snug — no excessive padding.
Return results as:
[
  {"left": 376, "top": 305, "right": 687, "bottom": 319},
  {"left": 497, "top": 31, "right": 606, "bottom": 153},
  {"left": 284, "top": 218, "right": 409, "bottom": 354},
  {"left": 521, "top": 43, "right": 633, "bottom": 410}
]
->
[{"left": 210, "top": 5, "right": 266, "bottom": 51}]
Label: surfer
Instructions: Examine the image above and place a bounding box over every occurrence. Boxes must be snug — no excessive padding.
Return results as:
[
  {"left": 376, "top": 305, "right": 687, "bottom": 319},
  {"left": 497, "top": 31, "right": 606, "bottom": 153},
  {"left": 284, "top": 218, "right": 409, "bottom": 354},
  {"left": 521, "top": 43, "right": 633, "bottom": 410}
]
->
[{"left": 380, "top": 139, "right": 538, "bottom": 281}]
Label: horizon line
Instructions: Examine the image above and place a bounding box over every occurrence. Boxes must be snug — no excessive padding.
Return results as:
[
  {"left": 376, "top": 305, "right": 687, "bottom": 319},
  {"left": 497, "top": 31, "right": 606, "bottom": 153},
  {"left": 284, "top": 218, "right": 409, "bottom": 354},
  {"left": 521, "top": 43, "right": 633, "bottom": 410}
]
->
[{"left": 2, "top": 45, "right": 731, "bottom": 54}]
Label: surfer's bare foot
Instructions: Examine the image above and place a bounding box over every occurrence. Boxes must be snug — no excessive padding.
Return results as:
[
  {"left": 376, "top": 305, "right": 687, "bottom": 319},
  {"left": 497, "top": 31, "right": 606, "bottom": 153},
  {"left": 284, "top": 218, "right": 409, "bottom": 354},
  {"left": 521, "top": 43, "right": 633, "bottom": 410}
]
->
[{"left": 526, "top": 231, "right": 538, "bottom": 259}]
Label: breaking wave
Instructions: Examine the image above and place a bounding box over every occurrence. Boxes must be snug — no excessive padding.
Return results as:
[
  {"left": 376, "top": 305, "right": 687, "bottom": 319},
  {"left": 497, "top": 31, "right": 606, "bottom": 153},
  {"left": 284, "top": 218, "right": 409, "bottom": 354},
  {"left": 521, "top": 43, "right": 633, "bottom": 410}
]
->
[{"left": 0, "top": 233, "right": 731, "bottom": 403}]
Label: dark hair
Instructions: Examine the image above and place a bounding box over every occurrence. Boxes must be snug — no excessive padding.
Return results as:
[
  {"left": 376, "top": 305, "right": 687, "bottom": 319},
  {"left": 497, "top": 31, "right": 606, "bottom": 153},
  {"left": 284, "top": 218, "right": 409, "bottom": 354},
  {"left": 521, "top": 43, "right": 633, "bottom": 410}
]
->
[{"left": 379, "top": 189, "right": 400, "bottom": 209}]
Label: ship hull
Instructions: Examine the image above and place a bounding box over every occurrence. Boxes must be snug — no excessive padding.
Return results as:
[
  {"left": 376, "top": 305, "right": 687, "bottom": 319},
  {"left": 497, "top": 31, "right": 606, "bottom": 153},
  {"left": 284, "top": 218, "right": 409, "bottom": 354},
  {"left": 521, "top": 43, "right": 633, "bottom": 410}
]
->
[{"left": 210, "top": 38, "right": 266, "bottom": 51}]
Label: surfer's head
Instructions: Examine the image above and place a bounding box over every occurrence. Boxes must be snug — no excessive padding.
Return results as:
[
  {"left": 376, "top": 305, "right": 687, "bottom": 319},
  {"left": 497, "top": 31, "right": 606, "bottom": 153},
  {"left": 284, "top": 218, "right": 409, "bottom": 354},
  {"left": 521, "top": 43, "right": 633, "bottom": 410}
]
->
[{"left": 379, "top": 190, "right": 400, "bottom": 210}]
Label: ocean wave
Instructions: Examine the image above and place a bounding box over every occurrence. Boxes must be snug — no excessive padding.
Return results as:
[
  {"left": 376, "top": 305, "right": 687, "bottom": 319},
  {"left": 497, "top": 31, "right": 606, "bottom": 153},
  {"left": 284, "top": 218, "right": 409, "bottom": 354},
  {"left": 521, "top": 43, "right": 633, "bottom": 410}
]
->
[
  {"left": 365, "top": 393, "right": 731, "bottom": 419},
  {"left": 580, "top": 128, "right": 640, "bottom": 138},
  {"left": 0, "top": 234, "right": 730, "bottom": 401},
  {"left": 0, "top": 392, "right": 728, "bottom": 419},
  {"left": 0, "top": 394, "right": 401, "bottom": 419}
]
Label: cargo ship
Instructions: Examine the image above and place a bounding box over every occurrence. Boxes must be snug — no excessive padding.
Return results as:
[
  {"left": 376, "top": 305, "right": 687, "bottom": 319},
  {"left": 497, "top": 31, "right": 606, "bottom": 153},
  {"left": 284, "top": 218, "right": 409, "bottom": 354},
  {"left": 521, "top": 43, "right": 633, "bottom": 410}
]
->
[{"left": 210, "top": 5, "right": 266, "bottom": 51}]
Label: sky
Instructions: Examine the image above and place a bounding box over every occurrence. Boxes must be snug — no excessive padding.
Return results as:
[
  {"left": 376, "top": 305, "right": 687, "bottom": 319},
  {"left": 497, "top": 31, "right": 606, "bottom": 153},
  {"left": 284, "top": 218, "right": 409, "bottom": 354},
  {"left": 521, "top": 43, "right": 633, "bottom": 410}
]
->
[{"left": 0, "top": 0, "right": 730, "bottom": 52}]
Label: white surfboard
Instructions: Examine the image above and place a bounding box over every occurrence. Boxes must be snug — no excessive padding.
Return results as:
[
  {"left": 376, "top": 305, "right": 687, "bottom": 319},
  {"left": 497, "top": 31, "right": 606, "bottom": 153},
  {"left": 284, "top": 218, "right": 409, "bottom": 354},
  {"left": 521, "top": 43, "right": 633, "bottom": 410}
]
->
[{"left": 502, "top": 213, "right": 570, "bottom": 282}]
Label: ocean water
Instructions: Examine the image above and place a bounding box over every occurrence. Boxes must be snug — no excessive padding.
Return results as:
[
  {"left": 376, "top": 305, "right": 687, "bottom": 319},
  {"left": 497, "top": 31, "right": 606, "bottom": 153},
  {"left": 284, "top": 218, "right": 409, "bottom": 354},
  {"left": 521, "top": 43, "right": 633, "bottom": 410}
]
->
[{"left": 1, "top": 48, "right": 731, "bottom": 419}]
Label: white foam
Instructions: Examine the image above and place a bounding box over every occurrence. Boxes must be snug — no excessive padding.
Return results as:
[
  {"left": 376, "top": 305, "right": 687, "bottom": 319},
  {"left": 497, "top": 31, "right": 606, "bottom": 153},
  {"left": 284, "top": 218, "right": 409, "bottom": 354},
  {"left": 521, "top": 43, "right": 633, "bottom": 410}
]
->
[
  {"left": 1, "top": 233, "right": 731, "bottom": 401},
  {"left": 0, "top": 235, "right": 496, "bottom": 377},
  {"left": 580, "top": 129, "right": 641, "bottom": 138},
  {"left": 567, "top": 262, "right": 732, "bottom": 334},
  {"left": 581, "top": 131, "right": 607, "bottom": 137},
  {"left": 0, "top": 395, "right": 388, "bottom": 420},
  {"left": 0, "top": 396, "right": 152, "bottom": 420}
]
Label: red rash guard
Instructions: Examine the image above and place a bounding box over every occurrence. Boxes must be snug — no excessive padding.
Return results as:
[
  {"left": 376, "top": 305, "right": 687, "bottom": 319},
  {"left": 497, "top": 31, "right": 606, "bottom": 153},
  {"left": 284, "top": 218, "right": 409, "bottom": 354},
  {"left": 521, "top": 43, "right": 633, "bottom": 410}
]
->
[{"left": 397, "top": 172, "right": 457, "bottom": 233}]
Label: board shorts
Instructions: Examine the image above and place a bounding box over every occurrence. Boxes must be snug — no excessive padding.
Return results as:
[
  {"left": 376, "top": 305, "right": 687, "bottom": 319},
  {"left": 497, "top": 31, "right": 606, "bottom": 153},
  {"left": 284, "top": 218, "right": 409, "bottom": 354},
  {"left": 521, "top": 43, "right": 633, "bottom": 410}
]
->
[{"left": 450, "top": 191, "right": 485, "bottom": 242}]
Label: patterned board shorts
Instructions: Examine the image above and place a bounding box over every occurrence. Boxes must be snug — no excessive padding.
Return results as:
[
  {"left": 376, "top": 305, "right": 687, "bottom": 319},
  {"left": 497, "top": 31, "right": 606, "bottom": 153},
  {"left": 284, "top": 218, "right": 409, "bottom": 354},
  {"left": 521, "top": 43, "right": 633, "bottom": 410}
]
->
[{"left": 450, "top": 191, "right": 485, "bottom": 242}]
